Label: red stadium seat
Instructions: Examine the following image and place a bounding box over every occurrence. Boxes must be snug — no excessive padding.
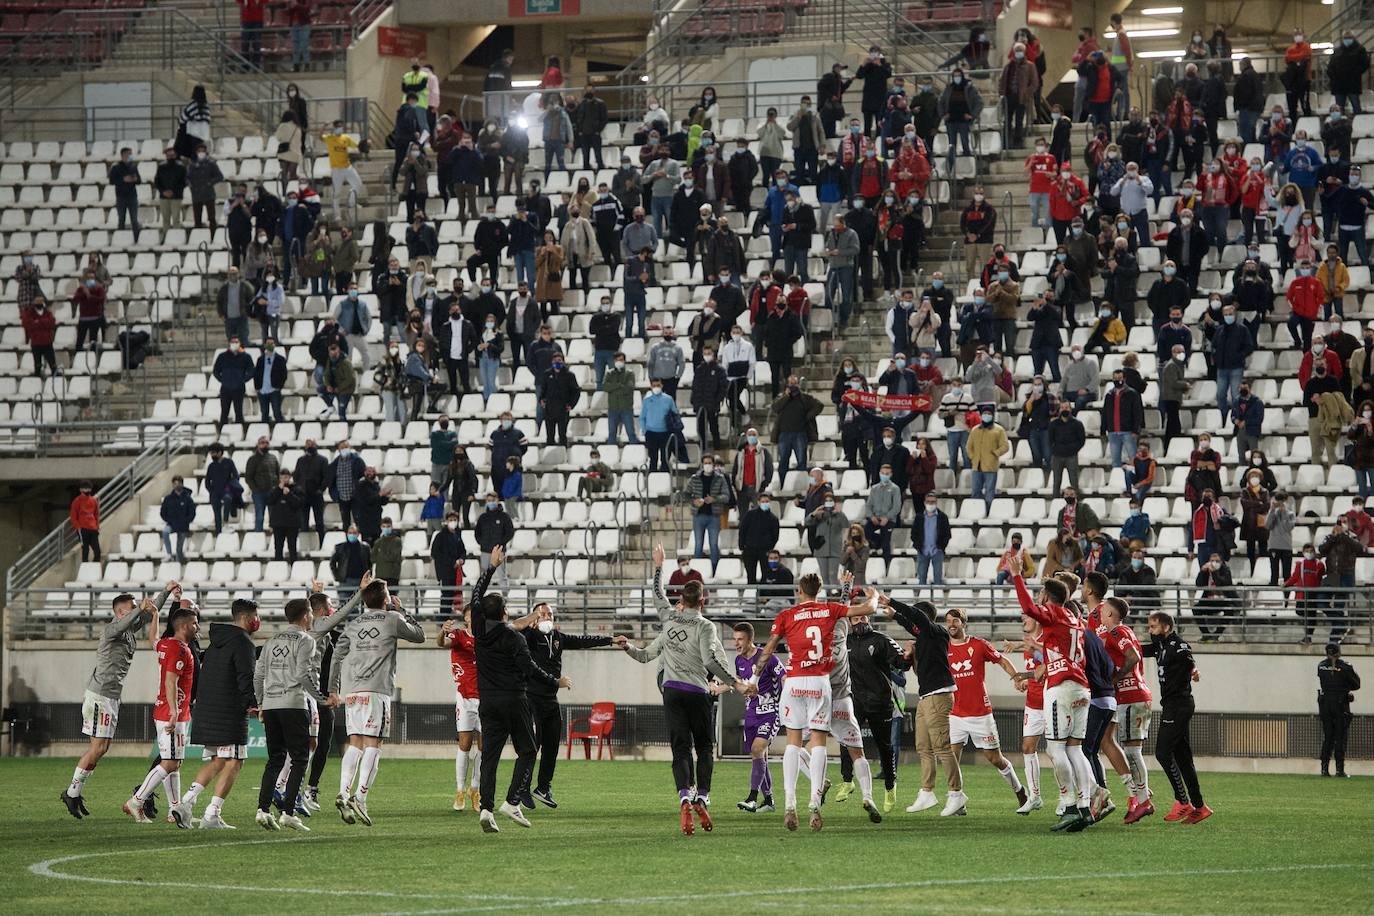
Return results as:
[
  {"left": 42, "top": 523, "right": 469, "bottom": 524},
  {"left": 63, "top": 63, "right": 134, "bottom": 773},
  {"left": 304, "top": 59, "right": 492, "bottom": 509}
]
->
[
  {"left": 736, "top": 11, "right": 759, "bottom": 35},
  {"left": 566, "top": 702, "right": 616, "bottom": 760},
  {"left": 761, "top": 11, "right": 784, "bottom": 35}
]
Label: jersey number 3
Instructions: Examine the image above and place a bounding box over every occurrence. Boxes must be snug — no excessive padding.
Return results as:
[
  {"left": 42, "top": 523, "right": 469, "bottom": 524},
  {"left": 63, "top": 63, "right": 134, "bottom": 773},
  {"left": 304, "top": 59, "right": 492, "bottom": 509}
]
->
[{"left": 803, "top": 625, "right": 824, "bottom": 661}]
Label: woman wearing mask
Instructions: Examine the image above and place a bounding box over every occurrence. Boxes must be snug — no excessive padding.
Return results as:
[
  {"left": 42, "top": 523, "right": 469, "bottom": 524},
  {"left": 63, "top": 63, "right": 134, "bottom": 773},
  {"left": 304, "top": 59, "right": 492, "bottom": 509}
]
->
[
  {"left": 475, "top": 312, "right": 505, "bottom": 405},
  {"left": 690, "top": 87, "right": 719, "bottom": 130},
  {"left": 1043, "top": 528, "right": 1084, "bottom": 579},
  {"left": 375, "top": 340, "right": 408, "bottom": 423},
  {"left": 909, "top": 297, "right": 941, "bottom": 354},
  {"left": 1272, "top": 182, "right": 1303, "bottom": 271},
  {"left": 245, "top": 226, "right": 276, "bottom": 284},
  {"left": 535, "top": 229, "right": 565, "bottom": 317},
  {"left": 1291, "top": 209, "right": 1321, "bottom": 265},
  {"left": 1083, "top": 302, "right": 1126, "bottom": 354},
  {"left": 404, "top": 334, "right": 436, "bottom": 417},
  {"left": 252, "top": 270, "right": 284, "bottom": 343},
  {"left": 174, "top": 84, "right": 211, "bottom": 161},
  {"left": 447, "top": 447, "right": 480, "bottom": 528},
  {"left": 1238, "top": 468, "right": 1272, "bottom": 575},
  {"left": 559, "top": 206, "right": 595, "bottom": 294},
  {"left": 1265, "top": 491, "right": 1296, "bottom": 586},
  {"left": 842, "top": 524, "right": 871, "bottom": 586},
  {"left": 906, "top": 436, "right": 939, "bottom": 506},
  {"left": 302, "top": 223, "right": 333, "bottom": 296},
  {"left": 1351, "top": 400, "right": 1374, "bottom": 499}
]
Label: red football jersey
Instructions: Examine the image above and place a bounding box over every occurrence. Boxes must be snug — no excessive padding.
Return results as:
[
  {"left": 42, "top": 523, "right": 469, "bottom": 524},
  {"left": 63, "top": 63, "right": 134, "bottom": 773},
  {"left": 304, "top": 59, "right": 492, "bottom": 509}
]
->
[
  {"left": 1013, "top": 576, "right": 1088, "bottom": 689},
  {"left": 154, "top": 637, "right": 194, "bottom": 722},
  {"left": 771, "top": 601, "right": 850, "bottom": 678},
  {"left": 1027, "top": 152, "right": 1058, "bottom": 194},
  {"left": 448, "top": 628, "right": 479, "bottom": 699},
  {"left": 1100, "top": 623, "right": 1152, "bottom": 706},
  {"left": 948, "top": 637, "right": 1001, "bottom": 718},
  {"left": 1023, "top": 640, "right": 1045, "bottom": 709}
]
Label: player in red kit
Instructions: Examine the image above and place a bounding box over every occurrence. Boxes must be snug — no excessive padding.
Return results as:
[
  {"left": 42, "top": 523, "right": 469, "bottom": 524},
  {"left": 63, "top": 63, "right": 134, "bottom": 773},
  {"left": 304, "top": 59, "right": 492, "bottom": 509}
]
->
[
  {"left": 438, "top": 609, "right": 482, "bottom": 812},
  {"left": 1012, "top": 573, "right": 1096, "bottom": 832},
  {"left": 125, "top": 604, "right": 199, "bottom": 826},
  {"left": 752, "top": 572, "right": 875, "bottom": 832},
  {"left": 1100, "top": 596, "right": 1155, "bottom": 822},
  {"left": 944, "top": 608, "right": 1027, "bottom": 811}
]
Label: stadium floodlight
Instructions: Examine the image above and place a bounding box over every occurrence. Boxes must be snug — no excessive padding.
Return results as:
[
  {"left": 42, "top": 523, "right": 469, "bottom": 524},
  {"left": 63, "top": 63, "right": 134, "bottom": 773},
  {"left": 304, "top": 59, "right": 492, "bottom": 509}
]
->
[
  {"left": 1140, "top": 6, "right": 1184, "bottom": 13},
  {"left": 511, "top": 79, "right": 541, "bottom": 88},
  {"left": 517, "top": 116, "right": 529, "bottom": 128},
  {"left": 1137, "top": 50, "right": 1186, "bottom": 59}
]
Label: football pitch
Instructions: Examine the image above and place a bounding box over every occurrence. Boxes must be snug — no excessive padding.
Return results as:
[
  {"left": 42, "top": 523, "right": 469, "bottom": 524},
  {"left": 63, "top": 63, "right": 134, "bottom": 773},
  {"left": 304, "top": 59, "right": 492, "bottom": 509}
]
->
[{"left": 3, "top": 757, "right": 1371, "bottom": 914}]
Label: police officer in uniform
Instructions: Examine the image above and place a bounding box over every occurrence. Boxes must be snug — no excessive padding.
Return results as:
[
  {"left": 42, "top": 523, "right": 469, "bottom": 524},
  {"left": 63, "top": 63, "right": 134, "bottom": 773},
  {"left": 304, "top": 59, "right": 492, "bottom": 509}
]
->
[{"left": 1318, "top": 642, "right": 1361, "bottom": 778}]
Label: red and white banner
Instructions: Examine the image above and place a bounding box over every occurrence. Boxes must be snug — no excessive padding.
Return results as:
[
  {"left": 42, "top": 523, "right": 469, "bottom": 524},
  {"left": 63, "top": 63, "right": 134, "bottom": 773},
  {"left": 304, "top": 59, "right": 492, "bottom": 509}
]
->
[{"left": 841, "top": 390, "right": 933, "bottom": 413}]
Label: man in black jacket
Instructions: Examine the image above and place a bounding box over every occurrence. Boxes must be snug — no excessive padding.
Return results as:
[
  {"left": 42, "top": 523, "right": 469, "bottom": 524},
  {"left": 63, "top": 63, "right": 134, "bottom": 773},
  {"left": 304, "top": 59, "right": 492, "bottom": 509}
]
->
[
  {"left": 540, "top": 355, "right": 581, "bottom": 447},
  {"left": 515, "top": 603, "right": 613, "bottom": 808},
  {"left": 691, "top": 345, "right": 730, "bottom": 453},
  {"left": 760, "top": 549, "right": 795, "bottom": 609},
  {"left": 876, "top": 593, "right": 961, "bottom": 814},
  {"left": 253, "top": 339, "right": 288, "bottom": 426},
  {"left": 431, "top": 510, "right": 466, "bottom": 605},
  {"left": 1049, "top": 404, "right": 1087, "bottom": 494},
  {"left": 178, "top": 599, "right": 260, "bottom": 829},
  {"left": 476, "top": 493, "right": 514, "bottom": 588},
  {"left": 293, "top": 438, "right": 329, "bottom": 539},
  {"left": 470, "top": 547, "right": 570, "bottom": 832},
  {"left": 468, "top": 206, "right": 509, "bottom": 281},
  {"left": 1143, "top": 610, "right": 1210, "bottom": 823},
  {"left": 267, "top": 470, "right": 303, "bottom": 562},
  {"left": 840, "top": 614, "right": 908, "bottom": 812},
  {"left": 739, "top": 494, "right": 780, "bottom": 586}
]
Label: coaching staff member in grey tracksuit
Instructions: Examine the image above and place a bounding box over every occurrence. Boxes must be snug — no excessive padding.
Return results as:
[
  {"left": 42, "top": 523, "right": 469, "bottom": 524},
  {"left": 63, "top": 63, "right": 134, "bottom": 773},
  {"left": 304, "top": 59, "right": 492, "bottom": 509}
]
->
[
  {"left": 514, "top": 603, "right": 614, "bottom": 809},
  {"left": 470, "top": 546, "right": 571, "bottom": 833}
]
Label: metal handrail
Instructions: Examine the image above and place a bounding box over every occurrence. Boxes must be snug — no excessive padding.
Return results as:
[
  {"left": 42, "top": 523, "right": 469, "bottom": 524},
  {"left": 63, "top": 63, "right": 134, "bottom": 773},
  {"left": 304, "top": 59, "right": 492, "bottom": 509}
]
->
[
  {"left": 0, "top": 419, "right": 184, "bottom": 456},
  {"left": 7, "top": 582, "right": 1372, "bottom": 644},
  {"left": 4, "top": 420, "right": 194, "bottom": 601}
]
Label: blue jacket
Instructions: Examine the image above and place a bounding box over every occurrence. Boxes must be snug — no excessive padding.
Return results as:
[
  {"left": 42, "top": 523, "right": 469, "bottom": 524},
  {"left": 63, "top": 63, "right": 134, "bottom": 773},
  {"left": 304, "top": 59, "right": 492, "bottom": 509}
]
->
[
  {"left": 449, "top": 146, "right": 484, "bottom": 185},
  {"left": 1231, "top": 394, "right": 1264, "bottom": 436},
  {"left": 420, "top": 494, "right": 446, "bottom": 520},
  {"left": 1120, "top": 511, "right": 1151, "bottom": 544},
  {"left": 280, "top": 198, "right": 319, "bottom": 254},
  {"left": 1284, "top": 146, "right": 1320, "bottom": 187},
  {"left": 335, "top": 295, "right": 373, "bottom": 335},
  {"left": 764, "top": 181, "right": 799, "bottom": 225},
  {"left": 815, "top": 162, "right": 848, "bottom": 204},
  {"left": 212, "top": 349, "right": 254, "bottom": 393},
  {"left": 639, "top": 390, "right": 678, "bottom": 432},
  {"left": 160, "top": 487, "right": 197, "bottom": 533}
]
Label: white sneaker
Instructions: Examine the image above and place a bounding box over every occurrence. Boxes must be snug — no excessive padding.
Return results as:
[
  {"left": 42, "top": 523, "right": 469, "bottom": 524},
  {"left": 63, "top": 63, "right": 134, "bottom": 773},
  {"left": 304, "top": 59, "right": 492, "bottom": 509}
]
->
[
  {"left": 348, "top": 796, "right": 372, "bottom": 827},
  {"left": 1016, "top": 795, "right": 1044, "bottom": 815},
  {"left": 170, "top": 799, "right": 193, "bottom": 829},
  {"left": 199, "top": 812, "right": 235, "bottom": 829},
  {"left": 905, "top": 789, "right": 939, "bottom": 813},
  {"left": 255, "top": 809, "right": 280, "bottom": 831},
  {"left": 301, "top": 792, "right": 321, "bottom": 814},
  {"left": 278, "top": 813, "right": 310, "bottom": 831},
  {"left": 318, "top": 406, "right": 334, "bottom": 419},
  {"left": 122, "top": 799, "right": 151, "bottom": 823},
  {"left": 940, "top": 791, "right": 968, "bottom": 817},
  {"left": 498, "top": 801, "right": 531, "bottom": 828},
  {"left": 479, "top": 809, "right": 500, "bottom": 833}
]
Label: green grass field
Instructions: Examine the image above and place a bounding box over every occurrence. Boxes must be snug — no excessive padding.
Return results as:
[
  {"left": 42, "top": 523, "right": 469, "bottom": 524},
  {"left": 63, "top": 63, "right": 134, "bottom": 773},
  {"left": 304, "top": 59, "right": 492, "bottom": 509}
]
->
[{"left": 3, "top": 757, "right": 1371, "bottom": 914}]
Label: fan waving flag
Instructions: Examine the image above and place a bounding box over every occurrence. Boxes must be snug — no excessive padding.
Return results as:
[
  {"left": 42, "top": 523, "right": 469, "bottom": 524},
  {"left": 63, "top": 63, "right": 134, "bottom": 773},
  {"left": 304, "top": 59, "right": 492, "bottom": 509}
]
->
[{"left": 841, "top": 389, "right": 932, "bottom": 413}]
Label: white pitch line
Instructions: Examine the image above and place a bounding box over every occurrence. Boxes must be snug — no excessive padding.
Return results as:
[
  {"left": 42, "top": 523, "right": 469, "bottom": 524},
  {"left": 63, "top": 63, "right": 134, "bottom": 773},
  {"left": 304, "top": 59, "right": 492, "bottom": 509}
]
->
[
  {"left": 27, "top": 835, "right": 539, "bottom": 903},
  {"left": 27, "top": 840, "right": 1368, "bottom": 914},
  {"left": 366, "top": 862, "right": 1369, "bottom": 915}
]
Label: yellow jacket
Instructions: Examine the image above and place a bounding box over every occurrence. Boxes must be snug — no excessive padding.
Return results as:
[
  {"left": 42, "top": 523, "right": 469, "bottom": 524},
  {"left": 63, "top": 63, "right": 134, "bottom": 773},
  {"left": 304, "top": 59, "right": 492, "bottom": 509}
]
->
[
  {"left": 967, "top": 423, "right": 1009, "bottom": 471},
  {"left": 1316, "top": 258, "right": 1349, "bottom": 302},
  {"left": 322, "top": 132, "right": 359, "bottom": 170}
]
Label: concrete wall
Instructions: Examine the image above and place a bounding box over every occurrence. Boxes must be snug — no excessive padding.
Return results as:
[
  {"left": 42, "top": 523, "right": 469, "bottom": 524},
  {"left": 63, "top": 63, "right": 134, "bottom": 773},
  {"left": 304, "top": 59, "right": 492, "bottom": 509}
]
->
[{"left": 7, "top": 638, "right": 1368, "bottom": 714}]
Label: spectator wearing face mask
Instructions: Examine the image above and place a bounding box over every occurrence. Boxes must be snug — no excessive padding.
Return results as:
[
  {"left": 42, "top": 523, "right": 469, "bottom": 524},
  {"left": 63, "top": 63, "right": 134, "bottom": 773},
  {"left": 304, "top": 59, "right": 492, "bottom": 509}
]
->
[
  {"left": 863, "top": 464, "right": 902, "bottom": 568},
  {"left": 1083, "top": 303, "right": 1126, "bottom": 355},
  {"left": 212, "top": 337, "right": 253, "bottom": 427},
  {"left": 966, "top": 407, "right": 1007, "bottom": 510},
  {"left": 431, "top": 512, "right": 466, "bottom": 604},
  {"left": 329, "top": 526, "right": 371, "bottom": 605},
  {"left": 1046, "top": 405, "right": 1085, "bottom": 494},
  {"left": 772, "top": 376, "right": 825, "bottom": 483},
  {"left": 1164, "top": 208, "right": 1209, "bottom": 291},
  {"left": 666, "top": 555, "right": 704, "bottom": 603},
  {"left": 937, "top": 68, "right": 981, "bottom": 173},
  {"left": 1194, "top": 552, "right": 1237, "bottom": 641},
  {"left": 733, "top": 491, "right": 780, "bottom": 589},
  {"left": 995, "top": 534, "right": 1035, "bottom": 585},
  {"left": 691, "top": 345, "right": 729, "bottom": 453},
  {"left": 912, "top": 493, "right": 950, "bottom": 585},
  {"left": 803, "top": 488, "right": 848, "bottom": 586},
  {"left": 203, "top": 442, "right": 239, "bottom": 536},
  {"left": 1209, "top": 305, "right": 1253, "bottom": 419},
  {"left": 540, "top": 353, "right": 580, "bottom": 448},
  {"left": 687, "top": 456, "right": 730, "bottom": 572},
  {"left": 476, "top": 491, "right": 515, "bottom": 588},
  {"left": 351, "top": 467, "right": 392, "bottom": 544}
]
